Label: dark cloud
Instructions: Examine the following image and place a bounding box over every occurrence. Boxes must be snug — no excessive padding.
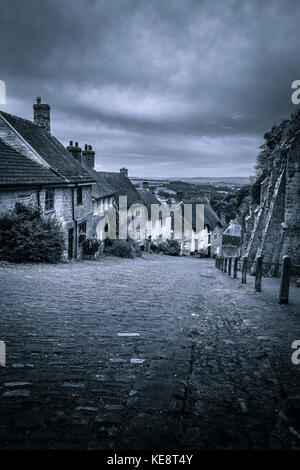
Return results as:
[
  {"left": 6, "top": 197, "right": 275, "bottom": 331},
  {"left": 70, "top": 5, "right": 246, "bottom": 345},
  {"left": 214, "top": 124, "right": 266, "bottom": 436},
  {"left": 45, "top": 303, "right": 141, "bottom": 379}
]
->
[{"left": 0, "top": 0, "right": 299, "bottom": 176}]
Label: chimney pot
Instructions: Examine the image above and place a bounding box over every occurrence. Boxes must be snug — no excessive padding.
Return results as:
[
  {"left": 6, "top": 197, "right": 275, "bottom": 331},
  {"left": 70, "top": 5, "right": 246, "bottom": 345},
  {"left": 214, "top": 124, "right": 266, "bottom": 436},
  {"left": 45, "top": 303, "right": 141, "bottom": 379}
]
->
[
  {"left": 75, "top": 142, "right": 78, "bottom": 147},
  {"left": 85, "top": 144, "right": 88, "bottom": 150},
  {"left": 69, "top": 140, "right": 73, "bottom": 146},
  {"left": 36, "top": 97, "right": 41, "bottom": 104}
]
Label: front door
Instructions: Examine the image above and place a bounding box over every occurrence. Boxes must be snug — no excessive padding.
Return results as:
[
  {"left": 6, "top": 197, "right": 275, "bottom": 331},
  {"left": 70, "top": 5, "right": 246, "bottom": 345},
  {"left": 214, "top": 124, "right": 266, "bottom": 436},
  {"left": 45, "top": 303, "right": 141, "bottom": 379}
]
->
[{"left": 68, "top": 228, "right": 74, "bottom": 259}]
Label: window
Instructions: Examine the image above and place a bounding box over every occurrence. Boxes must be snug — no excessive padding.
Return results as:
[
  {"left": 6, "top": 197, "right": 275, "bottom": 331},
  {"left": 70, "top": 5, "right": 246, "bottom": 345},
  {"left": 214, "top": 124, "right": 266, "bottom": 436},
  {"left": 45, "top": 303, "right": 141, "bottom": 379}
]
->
[
  {"left": 136, "top": 210, "right": 140, "bottom": 217},
  {"left": 77, "top": 187, "right": 83, "bottom": 205},
  {"left": 159, "top": 212, "right": 163, "bottom": 226},
  {"left": 78, "top": 221, "right": 86, "bottom": 234},
  {"left": 214, "top": 234, "right": 218, "bottom": 240},
  {"left": 45, "top": 189, "right": 55, "bottom": 211}
]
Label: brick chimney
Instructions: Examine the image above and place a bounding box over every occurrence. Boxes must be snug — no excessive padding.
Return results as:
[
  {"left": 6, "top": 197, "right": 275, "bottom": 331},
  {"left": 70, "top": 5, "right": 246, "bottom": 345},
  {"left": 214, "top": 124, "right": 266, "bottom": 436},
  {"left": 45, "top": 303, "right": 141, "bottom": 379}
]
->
[
  {"left": 33, "top": 97, "right": 50, "bottom": 133},
  {"left": 66, "top": 141, "right": 82, "bottom": 163},
  {"left": 120, "top": 167, "right": 128, "bottom": 177},
  {"left": 142, "top": 181, "right": 149, "bottom": 189},
  {"left": 82, "top": 144, "right": 95, "bottom": 168}
]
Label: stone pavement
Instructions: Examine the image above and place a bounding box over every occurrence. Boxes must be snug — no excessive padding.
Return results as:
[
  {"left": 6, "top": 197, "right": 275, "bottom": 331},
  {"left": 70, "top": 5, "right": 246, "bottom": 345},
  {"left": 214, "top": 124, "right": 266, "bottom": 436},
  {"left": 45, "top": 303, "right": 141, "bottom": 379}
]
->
[{"left": 0, "top": 254, "right": 299, "bottom": 450}]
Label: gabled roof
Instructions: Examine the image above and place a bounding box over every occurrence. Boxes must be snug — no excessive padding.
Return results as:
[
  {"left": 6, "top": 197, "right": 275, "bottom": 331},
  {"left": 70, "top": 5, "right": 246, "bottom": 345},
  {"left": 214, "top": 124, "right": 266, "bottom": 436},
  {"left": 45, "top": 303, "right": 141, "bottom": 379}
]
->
[
  {"left": 223, "top": 219, "right": 242, "bottom": 237},
  {"left": 182, "top": 198, "right": 223, "bottom": 231},
  {"left": 0, "top": 138, "right": 66, "bottom": 186},
  {"left": 0, "top": 111, "right": 94, "bottom": 184},
  {"left": 137, "top": 188, "right": 160, "bottom": 211},
  {"left": 96, "top": 171, "right": 142, "bottom": 207},
  {"left": 80, "top": 160, "right": 115, "bottom": 199}
]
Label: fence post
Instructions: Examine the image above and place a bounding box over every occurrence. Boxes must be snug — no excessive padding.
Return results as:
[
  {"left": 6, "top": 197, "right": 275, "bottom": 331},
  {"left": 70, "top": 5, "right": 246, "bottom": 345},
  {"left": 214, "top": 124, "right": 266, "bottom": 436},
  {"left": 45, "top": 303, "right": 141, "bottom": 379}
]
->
[
  {"left": 221, "top": 257, "right": 224, "bottom": 270},
  {"left": 242, "top": 256, "right": 247, "bottom": 284},
  {"left": 279, "top": 256, "right": 291, "bottom": 304},
  {"left": 233, "top": 257, "right": 238, "bottom": 279},
  {"left": 224, "top": 257, "right": 228, "bottom": 273},
  {"left": 215, "top": 257, "right": 218, "bottom": 268},
  {"left": 255, "top": 255, "right": 263, "bottom": 292},
  {"left": 228, "top": 257, "right": 232, "bottom": 276}
]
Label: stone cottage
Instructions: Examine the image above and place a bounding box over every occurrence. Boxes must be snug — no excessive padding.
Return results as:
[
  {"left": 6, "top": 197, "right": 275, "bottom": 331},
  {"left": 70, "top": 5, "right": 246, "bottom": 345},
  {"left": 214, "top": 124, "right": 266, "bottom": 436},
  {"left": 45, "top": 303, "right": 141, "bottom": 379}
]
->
[
  {"left": 0, "top": 99, "right": 95, "bottom": 260},
  {"left": 221, "top": 219, "right": 242, "bottom": 258},
  {"left": 176, "top": 195, "right": 223, "bottom": 256}
]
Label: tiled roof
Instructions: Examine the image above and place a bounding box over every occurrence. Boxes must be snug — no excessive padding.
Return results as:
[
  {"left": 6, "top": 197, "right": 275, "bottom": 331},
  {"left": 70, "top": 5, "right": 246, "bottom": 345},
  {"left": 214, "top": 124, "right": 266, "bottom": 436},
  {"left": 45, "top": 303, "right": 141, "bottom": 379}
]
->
[
  {"left": 80, "top": 160, "right": 115, "bottom": 199},
  {"left": 0, "top": 138, "right": 66, "bottom": 186},
  {"left": 182, "top": 198, "right": 223, "bottom": 231},
  {"left": 137, "top": 188, "right": 160, "bottom": 211},
  {"left": 0, "top": 111, "right": 94, "bottom": 184},
  {"left": 96, "top": 171, "right": 142, "bottom": 207}
]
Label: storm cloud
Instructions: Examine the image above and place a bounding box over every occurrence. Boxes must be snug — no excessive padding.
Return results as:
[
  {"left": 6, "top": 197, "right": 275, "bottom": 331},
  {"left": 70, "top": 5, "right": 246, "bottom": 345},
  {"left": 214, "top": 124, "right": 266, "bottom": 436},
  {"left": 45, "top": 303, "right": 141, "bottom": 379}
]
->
[{"left": 0, "top": 0, "right": 299, "bottom": 176}]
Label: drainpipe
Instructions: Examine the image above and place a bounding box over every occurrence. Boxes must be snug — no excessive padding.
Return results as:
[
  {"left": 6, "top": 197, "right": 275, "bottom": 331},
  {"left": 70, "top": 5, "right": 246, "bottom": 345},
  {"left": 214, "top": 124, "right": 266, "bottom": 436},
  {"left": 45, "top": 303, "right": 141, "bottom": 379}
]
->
[
  {"left": 72, "top": 186, "right": 78, "bottom": 259},
  {"left": 37, "top": 186, "right": 42, "bottom": 208}
]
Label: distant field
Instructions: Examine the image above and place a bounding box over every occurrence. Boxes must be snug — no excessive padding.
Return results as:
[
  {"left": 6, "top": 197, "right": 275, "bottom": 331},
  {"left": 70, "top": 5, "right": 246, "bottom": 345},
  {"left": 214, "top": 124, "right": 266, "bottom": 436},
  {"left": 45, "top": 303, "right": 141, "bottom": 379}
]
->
[{"left": 130, "top": 176, "right": 250, "bottom": 186}]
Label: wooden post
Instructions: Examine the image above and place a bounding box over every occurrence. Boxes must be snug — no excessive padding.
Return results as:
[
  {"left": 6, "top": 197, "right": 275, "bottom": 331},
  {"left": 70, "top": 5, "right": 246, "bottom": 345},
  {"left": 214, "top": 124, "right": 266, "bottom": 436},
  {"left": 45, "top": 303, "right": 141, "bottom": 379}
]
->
[
  {"left": 215, "top": 257, "right": 218, "bottom": 268},
  {"left": 255, "top": 255, "right": 263, "bottom": 292},
  {"left": 228, "top": 257, "right": 232, "bottom": 276},
  {"left": 242, "top": 256, "right": 247, "bottom": 284},
  {"left": 224, "top": 257, "right": 227, "bottom": 273},
  {"left": 279, "top": 256, "right": 291, "bottom": 304},
  {"left": 221, "top": 257, "right": 224, "bottom": 270},
  {"left": 233, "top": 257, "right": 238, "bottom": 279}
]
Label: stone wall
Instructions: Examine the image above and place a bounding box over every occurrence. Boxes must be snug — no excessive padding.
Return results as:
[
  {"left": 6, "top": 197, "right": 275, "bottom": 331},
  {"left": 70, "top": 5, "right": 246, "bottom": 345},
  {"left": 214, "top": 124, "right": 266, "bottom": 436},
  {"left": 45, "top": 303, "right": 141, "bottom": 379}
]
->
[{"left": 242, "top": 117, "right": 300, "bottom": 276}]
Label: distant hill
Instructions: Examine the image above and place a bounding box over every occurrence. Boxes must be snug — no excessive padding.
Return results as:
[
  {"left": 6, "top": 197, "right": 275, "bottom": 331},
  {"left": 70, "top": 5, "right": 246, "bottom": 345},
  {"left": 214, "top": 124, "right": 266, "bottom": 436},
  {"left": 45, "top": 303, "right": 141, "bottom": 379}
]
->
[
  {"left": 179, "top": 176, "right": 250, "bottom": 186},
  {"left": 130, "top": 176, "right": 250, "bottom": 187}
]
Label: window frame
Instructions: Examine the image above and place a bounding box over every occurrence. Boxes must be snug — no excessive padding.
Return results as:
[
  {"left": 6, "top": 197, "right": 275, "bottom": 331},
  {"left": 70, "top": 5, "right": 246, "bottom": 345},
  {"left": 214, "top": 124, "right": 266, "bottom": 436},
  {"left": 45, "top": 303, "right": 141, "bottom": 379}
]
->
[
  {"left": 45, "top": 188, "right": 55, "bottom": 212},
  {"left": 78, "top": 221, "right": 87, "bottom": 234}
]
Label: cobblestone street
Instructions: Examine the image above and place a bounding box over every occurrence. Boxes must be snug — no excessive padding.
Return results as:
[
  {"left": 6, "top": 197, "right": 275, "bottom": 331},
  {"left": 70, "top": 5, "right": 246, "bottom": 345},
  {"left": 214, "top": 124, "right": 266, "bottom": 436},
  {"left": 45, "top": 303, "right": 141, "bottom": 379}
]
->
[{"left": 0, "top": 254, "right": 299, "bottom": 450}]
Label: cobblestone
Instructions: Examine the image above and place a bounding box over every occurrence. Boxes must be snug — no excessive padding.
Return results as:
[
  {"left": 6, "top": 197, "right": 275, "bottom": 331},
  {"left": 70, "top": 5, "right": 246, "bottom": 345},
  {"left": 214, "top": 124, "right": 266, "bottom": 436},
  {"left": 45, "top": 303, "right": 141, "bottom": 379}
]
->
[{"left": 0, "top": 254, "right": 299, "bottom": 450}]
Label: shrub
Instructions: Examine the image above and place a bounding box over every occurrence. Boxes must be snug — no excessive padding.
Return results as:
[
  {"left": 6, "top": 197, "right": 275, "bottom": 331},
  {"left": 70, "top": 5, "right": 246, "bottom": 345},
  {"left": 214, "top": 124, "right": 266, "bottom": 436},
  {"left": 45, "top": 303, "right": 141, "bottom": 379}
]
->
[
  {"left": 83, "top": 238, "right": 101, "bottom": 255},
  {"left": 150, "top": 239, "right": 181, "bottom": 256},
  {"left": 0, "top": 203, "right": 65, "bottom": 263},
  {"left": 78, "top": 233, "right": 86, "bottom": 245},
  {"left": 104, "top": 239, "right": 141, "bottom": 258}
]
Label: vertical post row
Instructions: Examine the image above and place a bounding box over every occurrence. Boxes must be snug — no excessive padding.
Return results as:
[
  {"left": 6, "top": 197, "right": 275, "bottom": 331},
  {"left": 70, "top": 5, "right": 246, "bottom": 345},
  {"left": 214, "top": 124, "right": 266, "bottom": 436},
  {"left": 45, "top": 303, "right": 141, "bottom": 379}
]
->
[
  {"left": 228, "top": 257, "right": 232, "bottom": 276},
  {"left": 279, "top": 256, "right": 291, "bottom": 304},
  {"left": 255, "top": 255, "right": 263, "bottom": 292},
  {"left": 242, "top": 256, "right": 248, "bottom": 284},
  {"left": 224, "top": 257, "right": 228, "bottom": 273},
  {"left": 233, "top": 257, "right": 238, "bottom": 279}
]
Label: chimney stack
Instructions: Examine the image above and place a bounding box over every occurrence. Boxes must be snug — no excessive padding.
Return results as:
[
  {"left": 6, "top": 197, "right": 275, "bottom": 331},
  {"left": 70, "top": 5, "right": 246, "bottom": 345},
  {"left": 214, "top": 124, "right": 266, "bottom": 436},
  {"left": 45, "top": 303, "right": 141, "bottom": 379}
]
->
[
  {"left": 142, "top": 181, "right": 149, "bottom": 189},
  {"left": 120, "top": 167, "right": 128, "bottom": 177},
  {"left": 33, "top": 97, "right": 50, "bottom": 133},
  {"left": 67, "top": 140, "right": 82, "bottom": 163},
  {"left": 82, "top": 144, "right": 95, "bottom": 168}
]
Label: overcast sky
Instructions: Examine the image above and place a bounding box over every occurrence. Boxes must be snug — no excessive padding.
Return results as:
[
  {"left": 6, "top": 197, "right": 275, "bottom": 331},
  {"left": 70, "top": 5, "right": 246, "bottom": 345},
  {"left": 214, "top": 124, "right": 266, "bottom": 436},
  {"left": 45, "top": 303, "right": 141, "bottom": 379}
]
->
[{"left": 0, "top": 0, "right": 299, "bottom": 177}]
